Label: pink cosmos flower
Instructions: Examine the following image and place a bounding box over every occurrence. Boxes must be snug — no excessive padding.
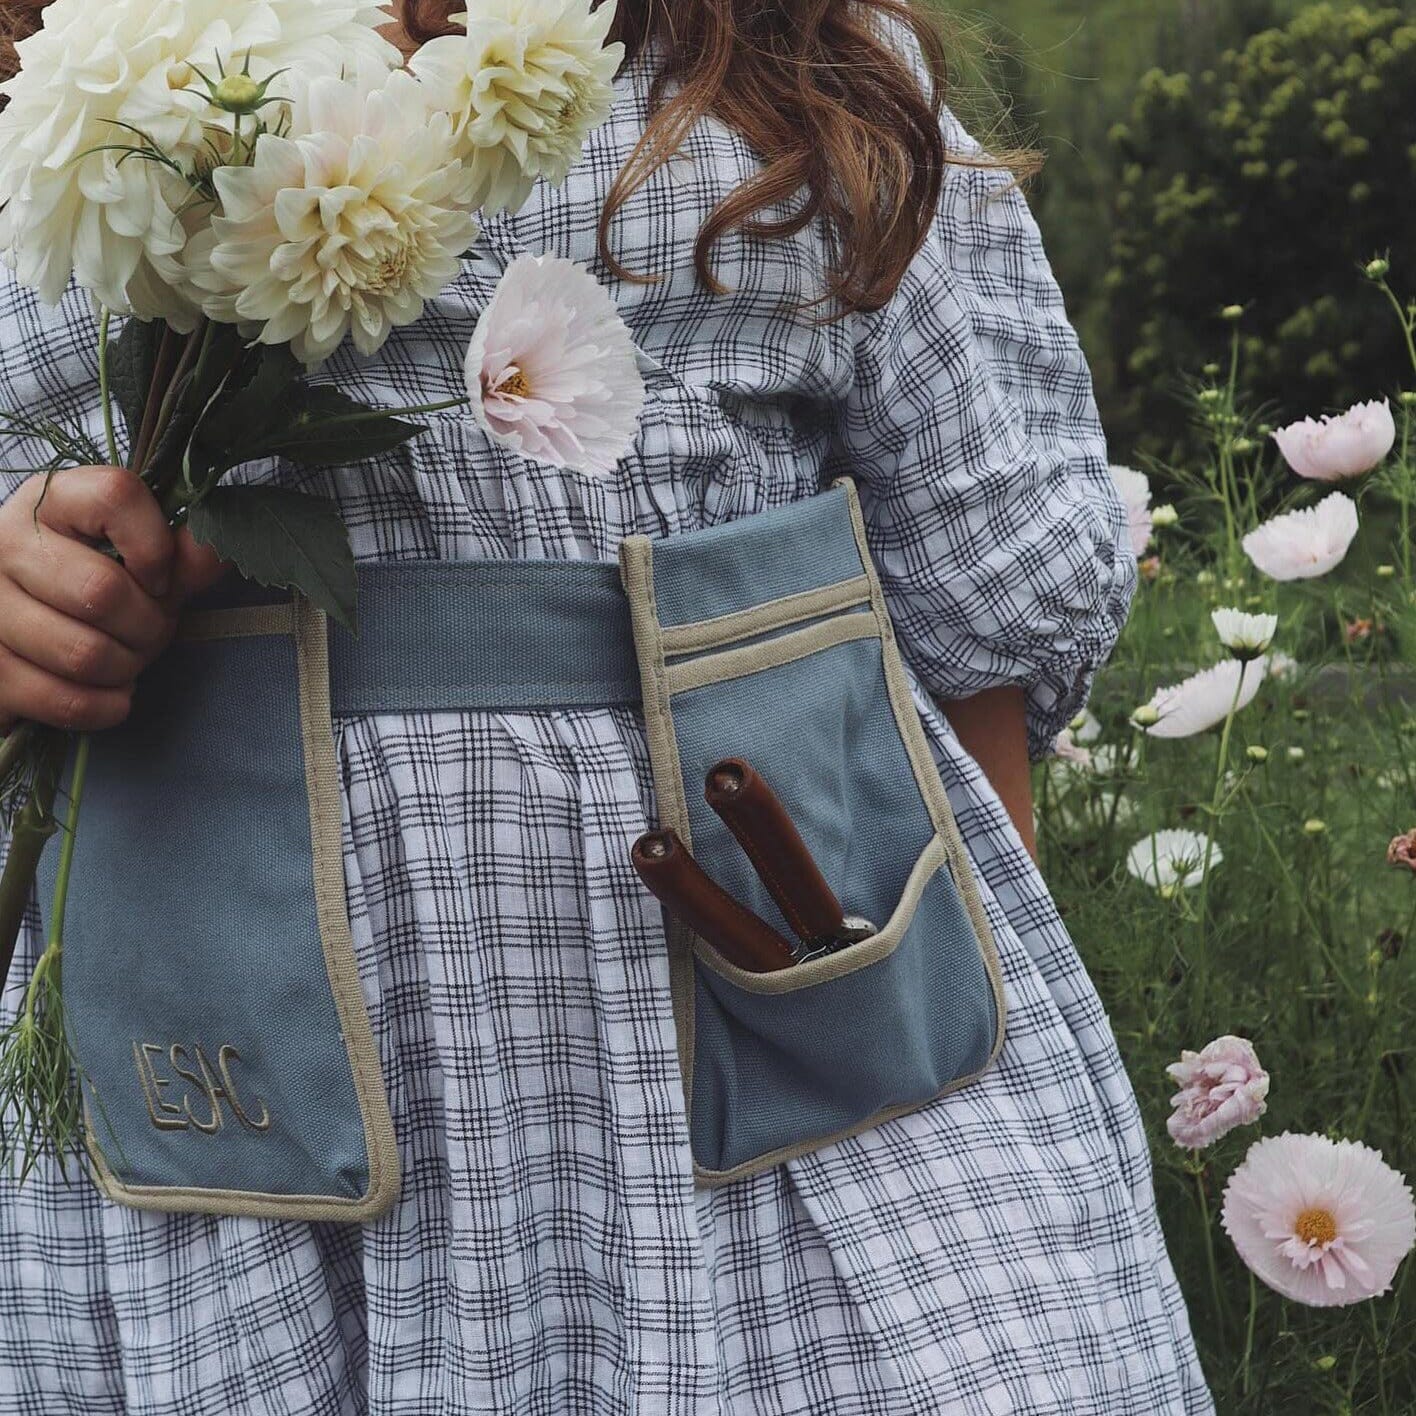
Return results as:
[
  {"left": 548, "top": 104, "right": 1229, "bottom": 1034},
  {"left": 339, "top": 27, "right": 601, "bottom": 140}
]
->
[
  {"left": 465, "top": 253, "right": 645, "bottom": 476},
  {"left": 1242, "top": 493, "right": 1360, "bottom": 582},
  {"left": 1141, "top": 658, "right": 1267, "bottom": 739},
  {"left": 1110, "top": 464, "right": 1154, "bottom": 556},
  {"left": 1272, "top": 400, "right": 1397, "bottom": 482},
  {"left": 1387, "top": 829, "right": 1416, "bottom": 873},
  {"left": 1166, "top": 1035, "right": 1269, "bottom": 1150},
  {"left": 1222, "top": 1133, "right": 1416, "bottom": 1306},
  {"left": 1051, "top": 730, "right": 1093, "bottom": 771}
]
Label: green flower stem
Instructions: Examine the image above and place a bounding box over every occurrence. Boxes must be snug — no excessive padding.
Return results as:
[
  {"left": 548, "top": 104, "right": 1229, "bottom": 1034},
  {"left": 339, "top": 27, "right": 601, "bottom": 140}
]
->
[
  {"left": 96, "top": 309, "right": 119, "bottom": 468},
  {"left": 1191, "top": 664, "right": 1245, "bottom": 1014},
  {"left": 43, "top": 733, "right": 89, "bottom": 955},
  {"left": 1375, "top": 278, "right": 1416, "bottom": 380},
  {"left": 1191, "top": 1162, "right": 1228, "bottom": 1347},
  {"left": 1240, "top": 1273, "right": 1257, "bottom": 1398},
  {"left": 315, "top": 394, "right": 471, "bottom": 428}
]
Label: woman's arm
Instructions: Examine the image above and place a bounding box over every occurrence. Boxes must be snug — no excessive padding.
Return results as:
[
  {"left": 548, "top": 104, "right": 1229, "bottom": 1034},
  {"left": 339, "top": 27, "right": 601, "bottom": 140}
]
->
[{"left": 939, "top": 686, "right": 1036, "bottom": 860}]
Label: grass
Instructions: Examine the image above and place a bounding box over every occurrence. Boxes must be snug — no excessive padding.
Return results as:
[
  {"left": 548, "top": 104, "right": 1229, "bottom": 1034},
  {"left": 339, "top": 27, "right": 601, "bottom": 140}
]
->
[{"left": 1034, "top": 275, "right": 1416, "bottom": 1412}]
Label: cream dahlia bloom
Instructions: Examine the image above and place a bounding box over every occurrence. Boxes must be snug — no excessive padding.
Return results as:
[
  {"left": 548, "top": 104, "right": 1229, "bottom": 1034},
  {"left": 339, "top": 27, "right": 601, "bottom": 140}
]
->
[
  {"left": 1166, "top": 1035, "right": 1269, "bottom": 1150},
  {"left": 1273, "top": 400, "right": 1396, "bottom": 483},
  {"left": 465, "top": 253, "right": 645, "bottom": 475},
  {"left": 412, "top": 0, "right": 624, "bottom": 216},
  {"left": 0, "top": 0, "right": 396, "bottom": 320},
  {"left": 1109, "top": 464, "right": 1154, "bottom": 557},
  {"left": 1211, "top": 607, "right": 1277, "bottom": 660},
  {"left": 1242, "top": 493, "right": 1360, "bottom": 582},
  {"left": 1126, "top": 829, "right": 1221, "bottom": 891},
  {"left": 1223, "top": 1133, "right": 1416, "bottom": 1306},
  {"left": 193, "top": 70, "right": 479, "bottom": 363},
  {"left": 1141, "top": 658, "right": 1267, "bottom": 739}
]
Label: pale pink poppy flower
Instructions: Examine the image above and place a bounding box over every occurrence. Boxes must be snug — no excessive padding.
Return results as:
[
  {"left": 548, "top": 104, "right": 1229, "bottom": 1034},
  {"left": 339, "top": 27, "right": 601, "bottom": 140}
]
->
[
  {"left": 1387, "top": 829, "right": 1416, "bottom": 873},
  {"left": 1272, "top": 400, "right": 1396, "bottom": 482},
  {"left": 1110, "top": 464, "right": 1154, "bottom": 556},
  {"left": 1222, "top": 1133, "right": 1416, "bottom": 1306},
  {"left": 465, "top": 254, "right": 645, "bottom": 476},
  {"left": 1141, "top": 658, "right": 1267, "bottom": 739},
  {"left": 1166, "top": 1035, "right": 1269, "bottom": 1150},
  {"left": 1242, "top": 493, "right": 1359, "bottom": 581}
]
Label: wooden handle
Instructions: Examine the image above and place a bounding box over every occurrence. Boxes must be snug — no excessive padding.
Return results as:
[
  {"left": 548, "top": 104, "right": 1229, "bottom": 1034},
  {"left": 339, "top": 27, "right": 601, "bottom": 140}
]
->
[
  {"left": 631, "top": 829, "right": 798, "bottom": 973},
  {"left": 704, "top": 758, "right": 846, "bottom": 945}
]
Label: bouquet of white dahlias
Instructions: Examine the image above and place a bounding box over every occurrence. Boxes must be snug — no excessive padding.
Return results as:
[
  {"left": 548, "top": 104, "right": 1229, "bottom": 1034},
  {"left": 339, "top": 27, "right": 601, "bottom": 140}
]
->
[{"left": 0, "top": 0, "right": 645, "bottom": 1175}]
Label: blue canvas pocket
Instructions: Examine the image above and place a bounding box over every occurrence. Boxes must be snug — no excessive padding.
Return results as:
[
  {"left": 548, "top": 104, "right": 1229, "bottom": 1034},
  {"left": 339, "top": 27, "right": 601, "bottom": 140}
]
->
[
  {"left": 39, "top": 596, "right": 399, "bottom": 1221},
  {"left": 619, "top": 481, "right": 1006, "bottom": 1183}
]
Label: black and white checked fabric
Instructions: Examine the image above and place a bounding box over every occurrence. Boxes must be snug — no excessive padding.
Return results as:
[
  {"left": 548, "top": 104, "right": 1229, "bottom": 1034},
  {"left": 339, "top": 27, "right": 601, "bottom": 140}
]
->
[{"left": 0, "top": 47, "right": 1211, "bottom": 1416}]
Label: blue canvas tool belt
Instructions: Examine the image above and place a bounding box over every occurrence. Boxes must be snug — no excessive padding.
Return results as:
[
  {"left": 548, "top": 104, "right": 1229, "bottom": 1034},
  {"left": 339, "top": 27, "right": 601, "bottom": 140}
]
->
[{"left": 42, "top": 479, "right": 1003, "bottom": 1219}]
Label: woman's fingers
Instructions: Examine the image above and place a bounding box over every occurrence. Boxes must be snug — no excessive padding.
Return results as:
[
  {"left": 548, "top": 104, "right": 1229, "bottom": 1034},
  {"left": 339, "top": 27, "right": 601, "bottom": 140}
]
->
[
  {"left": 0, "top": 642, "right": 134, "bottom": 733},
  {"left": 32, "top": 466, "right": 175, "bottom": 599},
  {"left": 0, "top": 574, "right": 146, "bottom": 688},
  {"left": 1, "top": 527, "right": 173, "bottom": 656},
  {"left": 167, "top": 528, "right": 229, "bottom": 607}
]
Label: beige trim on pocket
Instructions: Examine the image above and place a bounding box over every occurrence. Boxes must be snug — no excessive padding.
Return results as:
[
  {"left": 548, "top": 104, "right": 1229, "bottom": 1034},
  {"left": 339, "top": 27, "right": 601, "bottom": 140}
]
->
[
  {"left": 664, "top": 613, "right": 878, "bottom": 695},
  {"left": 83, "top": 598, "right": 401, "bottom": 1223},
  {"left": 660, "top": 575, "right": 872, "bottom": 657},
  {"left": 838, "top": 479, "right": 1007, "bottom": 1070},
  {"left": 692, "top": 834, "right": 947, "bottom": 995}
]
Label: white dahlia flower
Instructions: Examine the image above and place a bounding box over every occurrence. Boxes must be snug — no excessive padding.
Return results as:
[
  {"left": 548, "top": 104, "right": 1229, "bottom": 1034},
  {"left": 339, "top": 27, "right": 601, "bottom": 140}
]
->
[
  {"left": 193, "top": 70, "right": 479, "bottom": 364},
  {"left": 0, "top": 0, "right": 396, "bottom": 320},
  {"left": 411, "top": 0, "right": 624, "bottom": 215}
]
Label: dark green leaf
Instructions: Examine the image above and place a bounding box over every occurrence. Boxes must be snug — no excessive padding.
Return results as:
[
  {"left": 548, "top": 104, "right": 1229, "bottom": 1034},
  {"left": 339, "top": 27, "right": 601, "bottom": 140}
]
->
[
  {"left": 186, "top": 485, "right": 358, "bottom": 632},
  {"left": 106, "top": 319, "right": 164, "bottom": 445},
  {"left": 262, "top": 385, "right": 424, "bottom": 466}
]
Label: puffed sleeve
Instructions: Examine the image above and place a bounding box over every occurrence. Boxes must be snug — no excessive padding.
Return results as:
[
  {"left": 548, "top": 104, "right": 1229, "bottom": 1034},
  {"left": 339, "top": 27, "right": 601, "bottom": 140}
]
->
[{"left": 831, "top": 109, "right": 1136, "bottom": 761}]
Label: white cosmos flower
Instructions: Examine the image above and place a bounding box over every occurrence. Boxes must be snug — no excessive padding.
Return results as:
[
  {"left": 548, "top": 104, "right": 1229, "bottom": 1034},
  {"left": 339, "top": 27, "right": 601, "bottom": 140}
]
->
[
  {"left": 411, "top": 0, "right": 624, "bottom": 216},
  {"left": 465, "top": 253, "right": 645, "bottom": 475},
  {"left": 0, "top": 0, "right": 396, "bottom": 321},
  {"left": 1211, "top": 607, "right": 1278, "bottom": 660},
  {"left": 1141, "top": 658, "right": 1267, "bottom": 739},
  {"left": 1109, "top": 464, "right": 1154, "bottom": 556},
  {"left": 1268, "top": 651, "right": 1300, "bottom": 683},
  {"left": 1242, "top": 493, "right": 1360, "bottom": 581},
  {"left": 1272, "top": 400, "right": 1396, "bottom": 483},
  {"left": 1223, "top": 1134, "right": 1415, "bottom": 1307},
  {"left": 193, "top": 69, "right": 479, "bottom": 363},
  {"left": 1126, "top": 829, "right": 1221, "bottom": 891}
]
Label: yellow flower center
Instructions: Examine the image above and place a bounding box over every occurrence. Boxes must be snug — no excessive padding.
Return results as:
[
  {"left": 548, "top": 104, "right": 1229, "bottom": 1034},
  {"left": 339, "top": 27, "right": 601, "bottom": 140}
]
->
[
  {"left": 498, "top": 369, "right": 531, "bottom": 400},
  {"left": 1295, "top": 1207, "right": 1338, "bottom": 1247}
]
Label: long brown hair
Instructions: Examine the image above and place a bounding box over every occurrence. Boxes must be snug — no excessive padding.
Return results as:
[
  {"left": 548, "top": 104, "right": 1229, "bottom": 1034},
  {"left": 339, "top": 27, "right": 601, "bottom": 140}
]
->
[{"left": 4, "top": 0, "right": 1026, "bottom": 316}]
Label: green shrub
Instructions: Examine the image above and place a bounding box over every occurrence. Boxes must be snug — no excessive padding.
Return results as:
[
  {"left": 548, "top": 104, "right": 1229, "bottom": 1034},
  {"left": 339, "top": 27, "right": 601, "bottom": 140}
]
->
[{"left": 1104, "top": 4, "right": 1416, "bottom": 461}]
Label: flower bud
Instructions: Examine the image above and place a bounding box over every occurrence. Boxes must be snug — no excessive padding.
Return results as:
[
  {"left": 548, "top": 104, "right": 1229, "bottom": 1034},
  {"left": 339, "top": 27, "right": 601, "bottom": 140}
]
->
[
  {"left": 1246, "top": 745, "right": 1269, "bottom": 763},
  {"left": 1196, "top": 570, "right": 1216, "bottom": 587},
  {"left": 1151, "top": 503, "right": 1178, "bottom": 528},
  {"left": 1399, "top": 391, "right": 1416, "bottom": 408},
  {"left": 1287, "top": 746, "right": 1306, "bottom": 763},
  {"left": 1203, "top": 362, "right": 1222, "bottom": 378},
  {"left": 212, "top": 72, "right": 265, "bottom": 115},
  {"left": 1221, "top": 304, "right": 1245, "bottom": 321},
  {"left": 1198, "top": 388, "right": 1223, "bottom": 406},
  {"left": 1131, "top": 705, "right": 1161, "bottom": 729},
  {"left": 1377, "top": 563, "right": 1396, "bottom": 578},
  {"left": 1313, "top": 1355, "right": 1338, "bottom": 1373},
  {"left": 1231, "top": 436, "right": 1257, "bottom": 455},
  {"left": 1304, "top": 818, "right": 1327, "bottom": 836},
  {"left": 1365, "top": 257, "right": 1391, "bottom": 281}
]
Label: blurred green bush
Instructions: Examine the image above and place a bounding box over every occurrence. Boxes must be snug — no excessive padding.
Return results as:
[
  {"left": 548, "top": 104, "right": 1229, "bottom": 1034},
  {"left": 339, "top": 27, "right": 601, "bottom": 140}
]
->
[{"left": 1104, "top": 5, "right": 1416, "bottom": 459}]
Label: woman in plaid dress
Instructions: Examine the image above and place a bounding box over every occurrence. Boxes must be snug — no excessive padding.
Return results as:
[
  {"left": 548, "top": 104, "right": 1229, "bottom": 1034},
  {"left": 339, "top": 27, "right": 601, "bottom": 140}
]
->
[{"left": 0, "top": 0, "right": 1212, "bottom": 1410}]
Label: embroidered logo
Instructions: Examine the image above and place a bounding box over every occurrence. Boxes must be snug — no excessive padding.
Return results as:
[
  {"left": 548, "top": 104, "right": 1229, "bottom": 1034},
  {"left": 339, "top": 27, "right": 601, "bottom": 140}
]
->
[{"left": 131, "top": 1041, "right": 272, "bottom": 1135}]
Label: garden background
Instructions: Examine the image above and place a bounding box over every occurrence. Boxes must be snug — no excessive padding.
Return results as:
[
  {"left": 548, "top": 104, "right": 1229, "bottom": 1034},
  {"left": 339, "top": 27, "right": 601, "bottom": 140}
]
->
[{"left": 935, "top": 2, "right": 1416, "bottom": 1411}]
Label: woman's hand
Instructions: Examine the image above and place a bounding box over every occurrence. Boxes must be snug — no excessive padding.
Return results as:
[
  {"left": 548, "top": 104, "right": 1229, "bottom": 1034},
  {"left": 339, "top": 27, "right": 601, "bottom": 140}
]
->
[{"left": 0, "top": 467, "right": 227, "bottom": 734}]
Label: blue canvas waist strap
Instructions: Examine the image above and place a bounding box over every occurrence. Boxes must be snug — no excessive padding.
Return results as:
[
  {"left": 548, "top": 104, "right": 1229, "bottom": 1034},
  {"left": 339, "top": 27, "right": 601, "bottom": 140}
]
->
[{"left": 326, "top": 560, "right": 642, "bottom": 715}]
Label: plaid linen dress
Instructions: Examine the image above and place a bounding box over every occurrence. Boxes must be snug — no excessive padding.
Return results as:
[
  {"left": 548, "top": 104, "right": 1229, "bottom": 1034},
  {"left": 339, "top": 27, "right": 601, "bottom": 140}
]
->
[{"left": 0, "top": 52, "right": 1212, "bottom": 1416}]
